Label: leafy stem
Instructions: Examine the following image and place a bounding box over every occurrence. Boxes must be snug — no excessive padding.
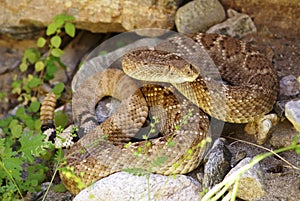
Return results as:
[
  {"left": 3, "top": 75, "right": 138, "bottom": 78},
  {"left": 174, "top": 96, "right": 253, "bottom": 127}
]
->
[{"left": 0, "top": 162, "right": 23, "bottom": 200}]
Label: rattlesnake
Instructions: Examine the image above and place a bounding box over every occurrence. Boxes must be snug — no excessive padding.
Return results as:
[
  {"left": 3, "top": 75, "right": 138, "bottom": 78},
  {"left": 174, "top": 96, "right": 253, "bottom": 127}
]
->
[{"left": 41, "top": 33, "right": 278, "bottom": 194}]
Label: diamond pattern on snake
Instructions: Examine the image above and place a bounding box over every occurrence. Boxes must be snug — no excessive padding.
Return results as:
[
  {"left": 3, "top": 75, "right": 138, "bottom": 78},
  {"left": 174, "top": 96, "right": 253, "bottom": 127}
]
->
[{"left": 41, "top": 33, "right": 278, "bottom": 194}]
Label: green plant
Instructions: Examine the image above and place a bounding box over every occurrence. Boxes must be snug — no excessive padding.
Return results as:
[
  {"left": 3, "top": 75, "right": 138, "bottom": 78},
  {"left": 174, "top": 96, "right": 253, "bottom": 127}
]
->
[
  {"left": 13, "top": 13, "right": 75, "bottom": 103},
  {"left": 0, "top": 107, "right": 52, "bottom": 200},
  {"left": 0, "top": 13, "right": 76, "bottom": 200}
]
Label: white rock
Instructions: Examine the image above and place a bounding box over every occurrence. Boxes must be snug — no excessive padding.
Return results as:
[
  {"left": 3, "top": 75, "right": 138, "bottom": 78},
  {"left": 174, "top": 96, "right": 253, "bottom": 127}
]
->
[
  {"left": 73, "top": 172, "right": 201, "bottom": 201},
  {"left": 285, "top": 99, "right": 300, "bottom": 132}
]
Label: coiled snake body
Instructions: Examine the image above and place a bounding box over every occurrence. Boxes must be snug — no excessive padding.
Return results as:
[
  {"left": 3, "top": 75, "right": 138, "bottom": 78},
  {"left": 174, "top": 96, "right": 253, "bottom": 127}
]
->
[{"left": 41, "top": 33, "right": 278, "bottom": 194}]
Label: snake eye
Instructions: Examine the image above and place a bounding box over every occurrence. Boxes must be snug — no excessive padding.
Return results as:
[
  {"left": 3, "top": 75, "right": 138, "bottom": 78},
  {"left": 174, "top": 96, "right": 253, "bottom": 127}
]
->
[
  {"left": 186, "top": 65, "right": 192, "bottom": 74},
  {"left": 168, "top": 65, "right": 174, "bottom": 76}
]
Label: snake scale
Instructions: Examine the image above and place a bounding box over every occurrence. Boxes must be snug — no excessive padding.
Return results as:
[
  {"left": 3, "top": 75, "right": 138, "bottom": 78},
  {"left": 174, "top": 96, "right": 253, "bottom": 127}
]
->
[{"left": 41, "top": 33, "right": 278, "bottom": 194}]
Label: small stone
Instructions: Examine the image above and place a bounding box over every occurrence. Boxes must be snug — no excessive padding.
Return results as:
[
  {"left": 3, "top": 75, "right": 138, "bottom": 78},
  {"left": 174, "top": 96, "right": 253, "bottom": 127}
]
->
[
  {"left": 202, "top": 138, "right": 232, "bottom": 189},
  {"left": 207, "top": 9, "right": 257, "bottom": 38},
  {"left": 244, "top": 114, "right": 280, "bottom": 144},
  {"left": 269, "top": 119, "right": 300, "bottom": 148},
  {"left": 175, "top": 0, "right": 225, "bottom": 34},
  {"left": 28, "top": 182, "right": 74, "bottom": 201},
  {"left": 285, "top": 99, "right": 300, "bottom": 132},
  {"left": 73, "top": 172, "right": 201, "bottom": 201},
  {"left": 225, "top": 157, "right": 265, "bottom": 201},
  {"left": 280, "top": 75, "right": 300, "bottom": 96},
  {"left": 274, "top": 100, "right": 288, "bottom": 117},
  {"left": 95, "top": 96, "right": 120, "bottom": 123}
]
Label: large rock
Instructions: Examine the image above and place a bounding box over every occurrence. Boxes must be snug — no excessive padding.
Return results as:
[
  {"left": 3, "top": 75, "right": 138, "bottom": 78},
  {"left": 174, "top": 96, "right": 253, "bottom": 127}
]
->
[
  {"left": 73, "top": 172, "right": 201, "bottom": 201},
  {"left": 207, "top": 9, "right": 257, "bottom": 38},
  {"left": 175, "top": 0, "right": 226, "bottom": 34},
  {"left": 0, "top": 0, "right": 182, "bottom": 35}
]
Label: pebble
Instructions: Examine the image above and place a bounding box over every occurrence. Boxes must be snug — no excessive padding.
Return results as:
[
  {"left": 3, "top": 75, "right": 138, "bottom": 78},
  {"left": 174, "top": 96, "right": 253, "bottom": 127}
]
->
[
  {"left": 207, "top": 9, "right": 257, "bottom": 38},
  {"left": 73, "top": 172, "right": 201, "bottom": 201},
  {"left": 270, "top": 119, "right": 300, "bottom": 148},
  {"left": 225, "top": 157, "right": 265, "bottom": 201},
  {"left": 175, "top": 0, "right": 225, "bottom": 34},
  {"left": 95, "top": 96, "right": 120, "bottom": 123},
  {"left": 244, "top": 114, "right": 280, "bottom": 145},
  {"left": 285, "top": 99, "right": 300, "bottom": 132},
  {"left": 279, "top": 75, "right": 300, "bottom": 96}
]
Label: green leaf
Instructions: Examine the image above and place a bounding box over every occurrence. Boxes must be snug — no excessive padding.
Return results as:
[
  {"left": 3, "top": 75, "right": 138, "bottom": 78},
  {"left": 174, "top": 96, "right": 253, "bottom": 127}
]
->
[
  {"left": 65, "top": 15, "right": 75, "bottom": 21},
  {"left": 54, "top": 110, "right": 67, "bottom": 128},
  {"left": 12, "top": 80, "right": 22, "bottom": 95},
  {"left": 51, "top": 48, "right": 64, "bottom": 57},
  {"left": 52, "top": 82, "right": 65, "bottom": 96},
  {"left": 19, "top": 131, "right": 45, "bottom": 163},
  {"left": 28, "top": 77, "right": 42, "bottom": 89},
  {"left": 28, "top": 101, "right": 40, "bottom": 113},
  {"left": 16, "top": 106, "right": 26, "bottom": 119},
  {"left": 24, "top": 48, "right": 40, "bottom": 64},
  {"left": 65, "top": 22, "right": 75, "bottom": 37},
  {"left": 27, "top": 164, "right": 47, "bottom": 184},
  {"left": 50, "top": 36, "right": 62, "bottom": 48},
  {"left": 34, "top": 61, "right": 45, "bottom": 72},
  {"left": 53, "top": 18, "right": 65, "bottom": 28},
  {"left": 9, "top": 119, "right": 22, "bottom": 138},
  {"left": 46, "top": 22, "right": 59, "bottom": 36},
  {"left": 0, "top": 117, "right": 13, "bottom": 135},
  {"left": 52, "top": 183, "right": 67, "bottom": 193},
  {"left": 295, "top": 145, "right": 300, "bottom": 154},
  {"left": 24, "top": 117, "right": 35, "bottom": 130},
  {"left": 2, "top": 157, "right": 23, "bottom": 179},
  {"left": 19, "top": 62, "right": 28, "bottom": 72},
  {"left": 35, "top": 119, "right": 41, "bottom": 131},
  {"left": 44, "top": 56, "right": 59, "bottom": 80},
  {"left": 37, "top": 37, "right": 46, "bottom": 47}
]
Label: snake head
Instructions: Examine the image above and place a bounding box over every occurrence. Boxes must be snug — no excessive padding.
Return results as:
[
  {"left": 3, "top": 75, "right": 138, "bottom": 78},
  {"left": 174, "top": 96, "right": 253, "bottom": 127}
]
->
[{"left": 122, "top": 49, "right": 199, "bottom": 83}]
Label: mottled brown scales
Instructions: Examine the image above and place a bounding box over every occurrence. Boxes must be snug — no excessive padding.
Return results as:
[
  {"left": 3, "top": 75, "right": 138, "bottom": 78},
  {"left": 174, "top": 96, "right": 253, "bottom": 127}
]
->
[
  {"left": 124, "top": 33, "right": 278, "bottom": 123},
  {"left": 45, "top": 33, "right": 278, "bottom": 194}
]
